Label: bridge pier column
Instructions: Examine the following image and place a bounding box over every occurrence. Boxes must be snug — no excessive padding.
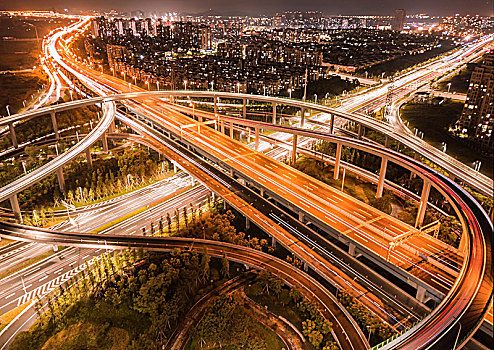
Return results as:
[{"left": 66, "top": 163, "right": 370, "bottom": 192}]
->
[
  {"left": 303, "top": 261, "right": 308, "bottom": 272},
  {"left": 329, "top": 114, "right": 335, "bottom": 134},
  {"left": 415, "top": 180, "right": 431, "bottom": 228},
  {"left": 291, "top": 135, "right": 298, "bottom": 164},
  {"left": 300, "top": 108, "right": 305, "bottom": 128},
  {"left": 109, "top": 120, "right": 116, "bottom": 133},
  {"left": 459, "top": 232, "right": 467, "bottom": 253},
  {"left": 272, "top": 102, "right": 276, "bottom": 124},
  {"left": 56, "top": 167, "right": 65, "bottom": 192},
  {"left": 242, "top": 99, "right": 247, "bottom": 118},
  {"left": 416, "top": 285, "right": 427, "bottom": 303},
  {"left": 85, "top": 148, "right": 92, "bottom": 170},
  {"left": 384, "top": 135, "right": 391, "bottom": 148},
  {"left": 214, "top": 96, "right": 218, "bottom": 115},
  {"left": 271, "top": 236, "right": 276, "bottom": 248},
  {"left": 245, "top": 217, "right": 250, "bottom": 230},
  {"left": 50, "top": 112, "right": 59, "bottom": 140},
  {"left": 173, "top": 162, "right": 177, "bottom": 173},
  {"left": 9, "top": 194, "right": 22, "bottom": 223},
  {"left": 260, "top": 188, "right": 264, "bottom": 197},
  {"left": 348, "top": 242, "right": 356, "bottom": 257},
  {"left": 333, "top": 143, "right": 342, "bottom": 180},
  {"left": 255, "top": 127, "right": 260, "bottom": 151},
  {"left": 229, "top": 122, "right": 233, "bottom": 138},
  {"left": 298, "top": 212, "right": 304, "bottom": 222},
  {"left": 101, "top": 133, "right": 108, "bottom": 153},
  {"left": 221, "top": 120, "right": 225, "bottom": 134},
  {"left": 376, "top": 157, "right": 388, "bottom": 198},
  {"left": 357, "top": 124, "right": 364, "bottom": 139},
  {"left": 8, "top": 123, "right": 18, "bottom": 149}
]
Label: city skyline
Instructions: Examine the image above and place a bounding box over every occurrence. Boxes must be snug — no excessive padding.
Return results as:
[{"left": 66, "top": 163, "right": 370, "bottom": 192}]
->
[{"left": 1, "top": 0, "right": 493, "bottom": 16}]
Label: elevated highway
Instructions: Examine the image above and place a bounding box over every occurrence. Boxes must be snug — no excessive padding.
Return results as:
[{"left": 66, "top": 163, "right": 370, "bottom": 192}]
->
[{"left": 5, "top": 17, "right": 489, "bottom": 349}]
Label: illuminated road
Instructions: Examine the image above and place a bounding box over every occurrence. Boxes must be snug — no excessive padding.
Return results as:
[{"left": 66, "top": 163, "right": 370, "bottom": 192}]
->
[{"left": 8, "top": 16, "right": 490, "bottom": 349}]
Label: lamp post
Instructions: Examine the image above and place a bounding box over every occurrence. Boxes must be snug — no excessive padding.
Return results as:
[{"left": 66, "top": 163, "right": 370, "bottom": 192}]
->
[
  {"left": 184, "top": 79, "right": 187, "bottom": 90},
  {"left": 288, "top": 88, "right": 292, "bottom": 98}
]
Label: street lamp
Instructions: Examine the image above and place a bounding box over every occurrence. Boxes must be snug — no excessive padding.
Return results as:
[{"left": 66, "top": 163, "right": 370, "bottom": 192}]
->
[
  {"left": 441, "top": 142, "right": 447, "bottom": 152},
  {"left": 6, "top": 105, "right": 10, "bottom": 116},
  {"left": 128, "top": 82, "right": 132, "bottom": 92},
  {"left": 237, "top": 82, "right": 240, "bottom": 93},
  {"left": 447, "top": 82, "right": 451, "bottom": 93},
  {"left": 314, "top": 93, "right": 317, "bottom": 104},
  {"left": 184, "top": 79, "right": 187, "bottom": 90},
  {"left": 288, "top": 88, "right": 292, "bottom": 98},
  {"left": 145, "top": 80, "right": 149, "bottom": 90},
  {"left": 110, "top": 67, "right": 115, "bottom": 76},
  {"left": 156, "top": 80, "right": 160, "bottom": 90}
]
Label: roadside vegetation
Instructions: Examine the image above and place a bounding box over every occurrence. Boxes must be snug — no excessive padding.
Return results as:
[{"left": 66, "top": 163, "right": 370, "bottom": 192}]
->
[
  {"left": 10, "top": 247, "right": 291, "bottom": 350},
  {"left": 11, "top": 146, "right": 167, "bottom": 223},
  {"left": 436, "top": 61, "right": 478, "bottom": 94}
]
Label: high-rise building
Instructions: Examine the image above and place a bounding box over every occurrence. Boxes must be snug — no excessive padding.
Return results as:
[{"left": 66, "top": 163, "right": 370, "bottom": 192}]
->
[
  {"left": 392, "top": 9, "right": 406, "bottom": 31},
  {"left": 453, "top": 52, "right": 494, "bottom": 154}
]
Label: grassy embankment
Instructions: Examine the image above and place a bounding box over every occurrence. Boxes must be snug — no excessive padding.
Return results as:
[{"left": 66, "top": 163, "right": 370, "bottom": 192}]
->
[{"left": 400, "top": 101, "right": 493, "bottom": 179}]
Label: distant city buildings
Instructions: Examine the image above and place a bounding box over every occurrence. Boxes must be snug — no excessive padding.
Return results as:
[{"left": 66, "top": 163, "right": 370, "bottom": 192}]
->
[
  {"left": 453, "top": 52, "right": 494, "bottom": 154},
  {"left": 87, "top": 15, "right": 454, "bottom": 95},
  {"left": 392, "top": 9, "right": 406, "bottom": 31}
]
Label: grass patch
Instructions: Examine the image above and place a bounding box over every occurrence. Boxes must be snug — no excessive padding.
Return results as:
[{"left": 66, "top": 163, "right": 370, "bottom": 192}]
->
[
  {"left": 0, "top": 301, "right": 31, "bottom": 332},
  {"left": 186, "top": 294, "right": 285, "bottom": 350},
  {"left": 401, "top": 101, "right": 493, "bottom": 178},
  {"left": 40, "top": 322, "right": 129, "bottom": 350}
]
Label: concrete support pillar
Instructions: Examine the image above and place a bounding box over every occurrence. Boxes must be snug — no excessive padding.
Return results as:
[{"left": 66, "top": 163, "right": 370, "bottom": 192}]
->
[
  {"left": 246, "top": 217, "right": 250, "bottom": 230},
  {"left": 303, "top": 261, "right": 309, "bottom": 272},
  {"left": 242, "top": 99, "right": 247, "bottom": 118},
  {"left": 298, "top": 212, "right": 304, "bottom": 222},
  {"left": 173, "top": 162, "right": 177, "bottom": 173},
  {"left": 101, "top": 133, "right": 108, "bottom": 153},
  {"left": 416, "top": 285, "right": 427, "bottom": 303},
  {"left": 333, "top": 143, "right": 342, "bottom": 180},
  {"left": 109, "top": 120, "right": 116, "bottom": 133},
  {"left": 376, "top": 157, "right": 388, "bottom": 198},
  {"left": 56, "top": 167, "right": 65, "bottom": 192},
  {"left": 8, "top": 123, "right": 18, "bottom": 149},
  {"left": 384, "top": 135, "right": 391, "bottom": 148},
  {"left": 230, "top": 122, "right": 233, "bottom": 138},
  {"left": 214, "top": 97, "right": 218, "bottom": 115},
  {"left": 9, "top": 194, "right": 22, "bottom": 223},
  {"left": 272, "top": 102, "right": 277, "bottom": 124},
  {"left": 357, "top": 124, "right": 364, "bottom": 139},
  {"left": 300, "top": 108, "right": 305, "bottom": 128},
  {"left": 348, "top": 242, "right": 356, "bottom": 257},
  {"left": 271, "top": 236, "right": 276, "bottom": 248},
  {"left": 221, "top": 120, "right": 225, "bottom": 134},
  {"left": 50, "top": 112, "right": 59, "bottom": 140},
  {"left": 255, "top": 127, "right": 260, "bottom": 151},
  {"left": 260, "top": 188, "right": 265, "bottom": 197},
  {"left": 329, "top": 114, "right": 335, "bottom": 134},
  {"left": 415, "top": 180, "right": 431, "bottom": 228},
  {"left": 229, "top": 168, "right": 234, "bottom": 177},
  {"left": 291, "top": 135, "right": 298, "bottom": 164},
  {"left": 85, "top": 148, "right": 92, "bottom": 170}
]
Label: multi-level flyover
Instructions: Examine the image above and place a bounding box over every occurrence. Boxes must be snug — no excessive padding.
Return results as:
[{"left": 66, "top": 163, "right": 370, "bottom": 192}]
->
[
  {"left": 1, "top": 15, "right": 490, "bottom": 350},
  {"left": 1, "top": 90, "right": 492, "bottom": 349}
]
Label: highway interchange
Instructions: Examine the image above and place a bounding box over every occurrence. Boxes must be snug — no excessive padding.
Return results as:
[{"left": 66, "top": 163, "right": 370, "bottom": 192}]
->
[{"left": 0, "top": 14, "right": 491, "bottom": 350}]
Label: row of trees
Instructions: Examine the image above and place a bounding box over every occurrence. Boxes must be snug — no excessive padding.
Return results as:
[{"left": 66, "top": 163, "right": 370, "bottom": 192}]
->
[
  {"left": 337, "top": 290, "right": 393, "bottom": 346},
  {"left": 14, "top": 248, "right": 231, "bottom": 350}
]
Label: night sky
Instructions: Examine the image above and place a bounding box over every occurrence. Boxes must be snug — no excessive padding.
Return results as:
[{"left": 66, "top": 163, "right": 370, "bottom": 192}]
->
[{"left": 1, "top": 0, "right": 492, "bottom": 16}]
